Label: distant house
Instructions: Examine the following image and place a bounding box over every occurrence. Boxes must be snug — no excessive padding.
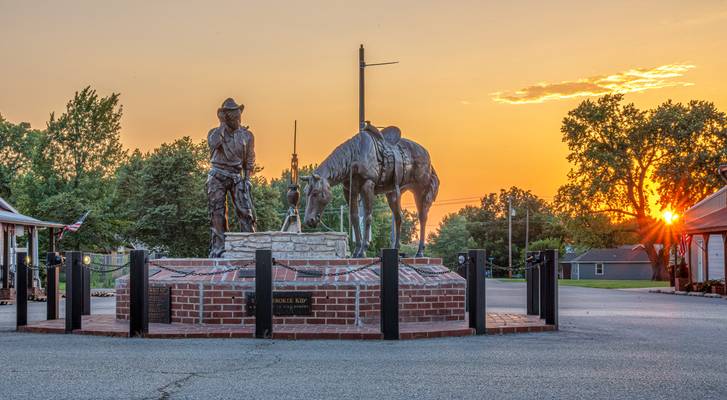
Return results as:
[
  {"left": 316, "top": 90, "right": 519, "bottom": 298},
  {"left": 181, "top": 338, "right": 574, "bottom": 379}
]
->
[
  {"left": 681, "top": 166, "right": 727, "bottom": 283},
  {"left": 563, "top": 245, "right": 653, "bottom": 280},
  {"left": 558, "top": 252, "right": 583, "bottom": 279}
]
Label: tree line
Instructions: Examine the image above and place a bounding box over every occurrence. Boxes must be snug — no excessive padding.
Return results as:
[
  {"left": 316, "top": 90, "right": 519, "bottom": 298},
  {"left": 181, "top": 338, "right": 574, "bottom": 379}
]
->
[
  {"left": 429, "top": 94, "right": 727, "bottom": 279},
  {"left": 2, "top": 89, "right": 725, "bottom": 279},
  {"left": 0, "top": 87, "right": 416, "bottom": 257}
]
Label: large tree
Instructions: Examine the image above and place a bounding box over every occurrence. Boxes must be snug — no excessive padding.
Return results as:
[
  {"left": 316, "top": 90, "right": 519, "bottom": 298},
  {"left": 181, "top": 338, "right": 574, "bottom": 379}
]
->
[
  {"left": 9, "top": 87, "right": 127, "bottom": 252},
  {"left": 114, "top": 138, "right": 209, "bottom": 256},
  {"left": 0, "top": 115, "right": 38, "bottom": 199},
  {"left": 555, "top": 94, "right": 727, "bottom": 279}
]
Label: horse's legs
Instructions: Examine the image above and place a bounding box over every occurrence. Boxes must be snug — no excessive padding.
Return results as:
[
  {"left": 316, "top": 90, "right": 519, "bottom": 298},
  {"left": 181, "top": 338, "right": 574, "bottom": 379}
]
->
[
  {"left": 414, "top": 189, "right": 430, "bottom": 258},
  {"left": 360, "top": 180, "right": 376, "bottom": 257},
  {"left": 386, "top": 191, "right": 402, "bottom": 250},
  {"left": 348, "top": 185, "right": 362, "bottom": 258}
]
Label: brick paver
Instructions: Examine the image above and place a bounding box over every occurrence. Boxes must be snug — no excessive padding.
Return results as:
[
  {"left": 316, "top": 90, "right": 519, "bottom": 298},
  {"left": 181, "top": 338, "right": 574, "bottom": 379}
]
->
[{"left": 19, "top": 313, "right": 554, "bottom": 340}]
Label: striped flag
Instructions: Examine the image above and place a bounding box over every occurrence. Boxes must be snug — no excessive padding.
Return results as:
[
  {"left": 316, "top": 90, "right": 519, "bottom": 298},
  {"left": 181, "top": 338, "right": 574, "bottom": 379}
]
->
[
  {"left": 677, "top": 233, "right": 690, "bottom": 257},
  {"left": 58, "top": 211, "right": 90, "bottom": 240}
]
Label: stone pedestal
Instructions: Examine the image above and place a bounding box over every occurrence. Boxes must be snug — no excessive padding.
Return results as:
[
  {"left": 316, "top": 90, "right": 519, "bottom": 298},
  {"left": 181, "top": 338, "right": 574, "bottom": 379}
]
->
[{"left": 224, "top": 232, "right": 349, "bottom": 259}]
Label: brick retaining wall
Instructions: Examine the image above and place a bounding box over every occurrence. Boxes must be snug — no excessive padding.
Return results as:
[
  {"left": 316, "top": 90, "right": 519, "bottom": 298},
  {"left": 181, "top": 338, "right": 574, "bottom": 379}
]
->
[{"left": 115, "top": 258, "right": 465, "bottom": 326}]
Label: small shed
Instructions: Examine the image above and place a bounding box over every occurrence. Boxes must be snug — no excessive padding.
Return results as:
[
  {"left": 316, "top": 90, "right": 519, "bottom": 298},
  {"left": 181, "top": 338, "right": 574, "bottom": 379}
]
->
[
  {"left": 567, "top": 245, "right": 653, "bottom": 280},
  {"left": 0, "top": 196, "right": 64, "bottom": 296}
]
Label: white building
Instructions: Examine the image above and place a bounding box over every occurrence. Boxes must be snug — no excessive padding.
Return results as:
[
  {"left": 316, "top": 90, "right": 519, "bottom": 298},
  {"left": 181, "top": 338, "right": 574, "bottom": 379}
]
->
[
  {"left": 0, "top": 197, "right": 64, "bottom": 295},
  {"left": 682, "top": 166, "right": 727, "bottom": 283}
]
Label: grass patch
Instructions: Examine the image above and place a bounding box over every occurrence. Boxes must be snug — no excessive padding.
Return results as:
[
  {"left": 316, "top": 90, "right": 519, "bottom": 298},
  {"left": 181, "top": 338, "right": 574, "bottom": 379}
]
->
[{"left": 497, "top": 278, "right": 669, "bottom": 289}]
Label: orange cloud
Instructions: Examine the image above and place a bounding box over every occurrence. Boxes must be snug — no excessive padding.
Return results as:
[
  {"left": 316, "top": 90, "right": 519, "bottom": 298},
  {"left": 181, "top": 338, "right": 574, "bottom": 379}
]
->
[{"left": 492, "top": 63, "right": 696, "bottom": 104}]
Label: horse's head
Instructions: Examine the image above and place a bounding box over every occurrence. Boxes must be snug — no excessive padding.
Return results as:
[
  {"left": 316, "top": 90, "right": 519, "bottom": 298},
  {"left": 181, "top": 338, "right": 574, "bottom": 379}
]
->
[{"left": 302, "top": 173, "right": 332, "bottom": 228}]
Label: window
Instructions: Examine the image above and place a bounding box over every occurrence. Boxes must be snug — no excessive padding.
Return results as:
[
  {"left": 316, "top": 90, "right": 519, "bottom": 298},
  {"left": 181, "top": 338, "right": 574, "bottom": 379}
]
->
[{"left": 595, "top": 263, "right": 604, "bottom": 276}]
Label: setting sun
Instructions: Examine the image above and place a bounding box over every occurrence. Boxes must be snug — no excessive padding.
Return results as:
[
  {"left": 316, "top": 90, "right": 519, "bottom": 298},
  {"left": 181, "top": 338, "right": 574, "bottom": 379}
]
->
[{"left": 662, "top": 209, "right": 679, "bottom": 225}]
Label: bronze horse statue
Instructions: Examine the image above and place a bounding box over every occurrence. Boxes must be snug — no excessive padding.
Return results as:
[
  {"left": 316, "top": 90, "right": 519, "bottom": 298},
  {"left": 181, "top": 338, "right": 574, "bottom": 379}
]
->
[{"left": 302, "top": 124, "right": 439, "bottom": 257}]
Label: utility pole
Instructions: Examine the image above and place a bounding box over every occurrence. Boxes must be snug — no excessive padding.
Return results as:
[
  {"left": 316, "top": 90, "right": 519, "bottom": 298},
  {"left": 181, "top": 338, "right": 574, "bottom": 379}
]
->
[
  {"left": 508, "top": 196, "right": 513, "bottom": 279},
  {"left": 357, "top": 44, "right": 398, "bottom": 243},
  {"left": 359, "top": 45, "right": 365, "bottom": 131},
  {"left": 525, "top": 208, "right": 530, "bottom": 256}
]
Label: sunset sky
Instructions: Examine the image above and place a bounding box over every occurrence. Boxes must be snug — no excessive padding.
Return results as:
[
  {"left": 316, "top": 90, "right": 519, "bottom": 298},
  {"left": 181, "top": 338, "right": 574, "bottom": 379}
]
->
[{"left": 2, "top": 0, "right": 727, "bottom": 230}]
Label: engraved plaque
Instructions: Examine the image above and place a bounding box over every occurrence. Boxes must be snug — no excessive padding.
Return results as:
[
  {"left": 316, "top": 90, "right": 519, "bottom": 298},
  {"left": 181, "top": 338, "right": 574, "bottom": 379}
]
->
[
  {"left": 148, "top": 285, "right": 171, "bottom": 323},
  {"left": 246, "top": 292, "right": 312, "bottom": 316}
]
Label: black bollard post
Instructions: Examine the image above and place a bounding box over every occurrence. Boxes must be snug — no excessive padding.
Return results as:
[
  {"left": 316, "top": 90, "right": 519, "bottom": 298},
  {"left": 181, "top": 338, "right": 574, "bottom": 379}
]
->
[
  {"left": 82, "top": 260, "right": 91, "bottom": 316},
  {"left": 526, "top": 251, "right": 540, "bottom": 316},
  {"left": 457, "top": 252, "right": 469, "bottom": 312},
  {"left": 65, "top": 251, "right": 82, "bottom": 333},
  {"left": 129, "top": 250, "right": 149, "bottom": 337},
  {"left": 46, "top": 252, "right": 60, "bottom": 320},
  {"left": 380, "top": 248, "right": 399, "bottom": 340},
  {"left": 255, "top": 249, "right": 273, "bottom": 339},
  {"left": 1, "top": 226, "right": 9, "bottom": 289},
  {"left": 539, "top": 257, "right": 547, "bottom": 320},
  {"left": 16, "top": 252, "right": 28, "bottom": 328},
  {"left": 468, "top": 249, "right": 486, "bottom": 334},
  {"left": 543, "top": 249, "right": 559, "bottom": 328}
]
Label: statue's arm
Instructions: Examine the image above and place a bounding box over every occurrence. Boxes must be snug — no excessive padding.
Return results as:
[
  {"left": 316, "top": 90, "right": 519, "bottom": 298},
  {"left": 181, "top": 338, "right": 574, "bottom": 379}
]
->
[
  {"left": 244, "top": 130, "right": 255, "bottom": 177},
  {"left": 208, "top": 128, "right": 223, "bottom": 151}
]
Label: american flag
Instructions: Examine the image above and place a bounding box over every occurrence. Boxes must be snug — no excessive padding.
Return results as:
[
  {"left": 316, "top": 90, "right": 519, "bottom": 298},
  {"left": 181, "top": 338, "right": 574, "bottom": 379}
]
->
[
  {"left": 58, "top": 211, "right": 90, "bottom": 240},
  {"left": 677, "top": 233, "right": 691, "bottom": 257}
]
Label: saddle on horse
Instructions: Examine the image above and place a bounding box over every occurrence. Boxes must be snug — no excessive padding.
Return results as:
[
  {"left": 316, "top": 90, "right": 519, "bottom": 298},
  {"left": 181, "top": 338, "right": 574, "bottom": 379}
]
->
[{"left": 363, "top": 123, "right": 411, "bottom": 192}]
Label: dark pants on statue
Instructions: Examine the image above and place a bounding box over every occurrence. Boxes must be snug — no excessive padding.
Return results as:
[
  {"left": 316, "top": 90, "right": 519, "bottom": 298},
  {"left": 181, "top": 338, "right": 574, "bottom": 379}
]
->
[{"left": 207, "top": 168, "right": 255, "bottom": 258}]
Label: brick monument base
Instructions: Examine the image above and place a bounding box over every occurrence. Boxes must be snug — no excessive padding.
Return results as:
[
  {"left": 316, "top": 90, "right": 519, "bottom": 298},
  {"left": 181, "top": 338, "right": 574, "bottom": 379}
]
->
[{"left": 115, "top": 257, "right": 465, "bottom": 326}]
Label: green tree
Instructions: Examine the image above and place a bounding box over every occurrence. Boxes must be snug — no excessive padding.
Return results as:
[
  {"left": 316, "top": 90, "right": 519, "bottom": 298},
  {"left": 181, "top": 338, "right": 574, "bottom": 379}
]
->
[
  {"left": 114, "top": 138, "right": 208, "bottom": 257},
  {"left": 0, "top": 115, "right": 38, "bottom": 199},
  {"left": 428, "top": 214, "right": 476, "bottom": 267},
  {"left": 46, "top": 86, "right": 125, "bottom": 188},
  {"left": 555, "top": 94, "right": 727, "bottom": 279},
  {"left": 457, "top": 187, "right": 564, "bottom": 273},
  {"left": 9, "top": 87, "right": 126, "bottom": 252}
]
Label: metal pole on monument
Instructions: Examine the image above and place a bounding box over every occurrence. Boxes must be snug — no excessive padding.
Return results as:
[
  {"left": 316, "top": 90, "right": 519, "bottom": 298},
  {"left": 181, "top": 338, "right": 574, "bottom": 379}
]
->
[
  {"left": 16, "top": 251, "right": 28, "bottom": 329},
  {"left": 380, "top": 248, "right": 399, "bottom": 340},
  {"left": 526, "top": 251, "right": 540, "bottom": 316},
  {"left": 456, "top": 252, "right": 469, "bottom": 312},
  {"left": 467, "top": 249, "right": 486, "bottom": 334},
  {"left": 543, "top": 249, "right": 559, "bottom": 329},
  {"left": 539, "top": 253, "right": 547, "bottom": 320},
  {"left": 129, "top": 250, "right": 149, "bottom": 337},
  {"left": 508, "top": 197, "right": 513, "bottom": 278},
  {"left": 46, "top": 252, "right": 60, "bottom": 320},
  {"left": 65, "top": 251, "right": 82, "bottom": 333},
  {"left": 82, "top": 255, "right": 91, "bottom": 316},
  {"left": 255, "top": 249, "right": 273, "bottom": 339}
]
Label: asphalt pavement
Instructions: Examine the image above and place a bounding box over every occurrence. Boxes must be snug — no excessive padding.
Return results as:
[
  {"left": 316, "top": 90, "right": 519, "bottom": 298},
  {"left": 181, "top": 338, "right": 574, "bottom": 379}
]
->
[{"left": 0, "top": 280, "right": 725, "bottom": 400}]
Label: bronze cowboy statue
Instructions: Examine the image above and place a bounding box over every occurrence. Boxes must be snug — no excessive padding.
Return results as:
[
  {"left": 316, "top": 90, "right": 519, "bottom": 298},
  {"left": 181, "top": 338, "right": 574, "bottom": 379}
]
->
[
  {"left": 302, "top": 121, "right": 439, "bottom": 257},
  {"left": 206, "top": 98, "right": 256, "bottom": 258}
]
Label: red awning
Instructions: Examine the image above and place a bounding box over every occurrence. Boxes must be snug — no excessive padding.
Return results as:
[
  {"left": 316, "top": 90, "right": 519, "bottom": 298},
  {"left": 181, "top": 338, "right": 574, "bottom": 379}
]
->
[{"left": 682, "top": 207, "right": 727, "bottom": 235}]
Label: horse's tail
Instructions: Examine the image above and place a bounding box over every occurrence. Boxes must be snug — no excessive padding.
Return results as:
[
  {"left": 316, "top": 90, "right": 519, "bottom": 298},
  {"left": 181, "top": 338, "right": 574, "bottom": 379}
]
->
[{"left": 424, "top": 165, "right": 439, "bottom": 211}]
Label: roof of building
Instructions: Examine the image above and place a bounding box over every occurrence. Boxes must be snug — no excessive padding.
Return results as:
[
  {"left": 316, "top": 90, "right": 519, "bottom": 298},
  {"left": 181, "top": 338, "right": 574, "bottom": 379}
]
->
[
  {"left": 565, "top": 245, "right": 651, "bottom": 264},
  {"left": 683, "top": 207, "right": 727, "bottom": 234},
  {"left": 0, "top": 197, "right": 65, "bottom": 229},
  {"left": 559, "top": 252, "right": 583, "bottom": 263}
]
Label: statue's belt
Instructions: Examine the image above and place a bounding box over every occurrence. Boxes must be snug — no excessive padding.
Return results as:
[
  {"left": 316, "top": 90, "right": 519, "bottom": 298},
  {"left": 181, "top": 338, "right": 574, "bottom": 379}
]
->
[{"left": 209, "top": 167, "right": 244, "bottom": 183}]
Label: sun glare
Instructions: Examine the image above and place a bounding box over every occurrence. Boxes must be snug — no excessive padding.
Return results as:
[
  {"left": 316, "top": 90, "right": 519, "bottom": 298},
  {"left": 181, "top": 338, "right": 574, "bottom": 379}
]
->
[{"left": 662, "top": 209, "right": 679, "bottom": 225}]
